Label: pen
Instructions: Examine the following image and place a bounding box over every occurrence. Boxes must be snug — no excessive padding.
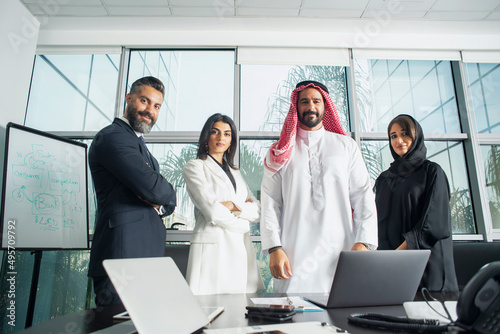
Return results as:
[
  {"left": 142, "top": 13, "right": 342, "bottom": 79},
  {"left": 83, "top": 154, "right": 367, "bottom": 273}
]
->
[{"left": 287, "top": 297, "right": 293, "bottom": 305}]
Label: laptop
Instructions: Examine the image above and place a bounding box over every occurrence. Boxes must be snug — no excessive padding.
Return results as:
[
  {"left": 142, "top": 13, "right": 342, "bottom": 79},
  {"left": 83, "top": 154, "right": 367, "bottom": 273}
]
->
[
  {"left": 102, "top": 257, "right": 224, "bottom": 334},
  {"left": 304, "top": 250, "right": 431, "bottom": 308}
]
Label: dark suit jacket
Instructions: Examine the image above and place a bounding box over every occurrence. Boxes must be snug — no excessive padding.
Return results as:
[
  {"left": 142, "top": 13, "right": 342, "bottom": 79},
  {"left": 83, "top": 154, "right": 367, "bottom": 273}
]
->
[{"left": 88, "top": 118, "right": 176, "bottom": 277}]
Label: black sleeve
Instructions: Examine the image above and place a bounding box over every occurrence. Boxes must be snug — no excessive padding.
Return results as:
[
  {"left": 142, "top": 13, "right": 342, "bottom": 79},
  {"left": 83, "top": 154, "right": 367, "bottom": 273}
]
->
[
  {"left": 404, "top": 163, "right": 451, "bottom": 249},
  {"left": 93, "top": 129, "right": 176, "bottom": 209}
]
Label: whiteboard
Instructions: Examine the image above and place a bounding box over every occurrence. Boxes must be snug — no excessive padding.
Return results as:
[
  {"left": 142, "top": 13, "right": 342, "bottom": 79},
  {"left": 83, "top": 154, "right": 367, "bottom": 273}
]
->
[{"left": 1, "top": 123, "right": 89, "bottom": 249}]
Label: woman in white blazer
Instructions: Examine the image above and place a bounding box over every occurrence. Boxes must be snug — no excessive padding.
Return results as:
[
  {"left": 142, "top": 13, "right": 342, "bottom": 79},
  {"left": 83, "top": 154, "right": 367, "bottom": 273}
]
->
[{"left": 183, "top": 113, "right": 264, "bottom": 295}]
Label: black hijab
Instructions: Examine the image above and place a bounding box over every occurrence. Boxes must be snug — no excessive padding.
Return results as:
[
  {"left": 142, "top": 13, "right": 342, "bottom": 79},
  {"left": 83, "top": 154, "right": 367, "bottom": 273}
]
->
[{"left": 386, "top": 114, "right": 427, "bottom": 178}]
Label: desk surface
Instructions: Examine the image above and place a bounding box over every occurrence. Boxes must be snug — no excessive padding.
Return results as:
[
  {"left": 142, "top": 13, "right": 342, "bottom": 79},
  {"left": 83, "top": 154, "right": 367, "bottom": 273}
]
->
[{"left": 20, "top": 292, "right": 460, "bottom": 334}]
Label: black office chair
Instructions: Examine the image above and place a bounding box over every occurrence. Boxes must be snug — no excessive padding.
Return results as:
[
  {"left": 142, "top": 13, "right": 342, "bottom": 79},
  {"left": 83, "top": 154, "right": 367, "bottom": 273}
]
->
[
  {"left": 453, "top": 241, "right": 500, "bottom": 290},
  {"left": 164, "top": 243, "right": 190, "bottom": 278}
]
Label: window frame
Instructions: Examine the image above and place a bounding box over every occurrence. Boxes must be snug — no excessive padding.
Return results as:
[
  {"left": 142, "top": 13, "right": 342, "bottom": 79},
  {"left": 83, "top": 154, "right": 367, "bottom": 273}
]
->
[{"left": 32, "top": 49, "right": 500, "bottom": 243}]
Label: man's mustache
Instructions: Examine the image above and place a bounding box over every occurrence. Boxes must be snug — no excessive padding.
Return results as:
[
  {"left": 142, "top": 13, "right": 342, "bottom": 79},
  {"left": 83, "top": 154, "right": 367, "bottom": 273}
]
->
[
  {"left": 302, "top": 111, "right": 319, "bottom": 117},
  {"left": 138, "top": 111, "right": 153, "bottom": 121}
]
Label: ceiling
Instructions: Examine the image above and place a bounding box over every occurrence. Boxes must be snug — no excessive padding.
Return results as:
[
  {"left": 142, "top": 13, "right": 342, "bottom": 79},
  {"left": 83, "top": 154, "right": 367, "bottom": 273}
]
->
[{"left": 20, "top": 0, "right": 500, "bottom": 21}]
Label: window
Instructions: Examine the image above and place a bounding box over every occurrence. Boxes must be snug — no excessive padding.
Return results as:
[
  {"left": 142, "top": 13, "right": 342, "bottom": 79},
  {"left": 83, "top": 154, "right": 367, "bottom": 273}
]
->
[
  {"left": 148, "top": 143, "right": 197, "bottom": 229},
  {"left": 465, "top": 63, "right": 500, "bottom": 134},
  {"left": 354, "top": 59, "right": 460, "bottom": 133},
  {"left": 240, "top": 65, "right": 349, "bottom": 132},
  {"left": 239, "top": 64, "right": 349, "bottom": 238},
  {"left": 26, "top": 54, "right": 120, "bottom": 132},
  {"left": 481, "top": 145, "right": 500, "bottom": 229},
  {"left": 355, "top": 59, "right": 475, "bottom": 233},
  {"left": 126, "top": 50, "right": 236, "bottom": 230},
  {"left": 128, "top": 50, "right": 235, "bottom": 131},
  {"left": 9, "top": 48, "right": 500, "bottom": 329},
  {"left": 465, "top": 62, "right": 500, "bottom": 233}
]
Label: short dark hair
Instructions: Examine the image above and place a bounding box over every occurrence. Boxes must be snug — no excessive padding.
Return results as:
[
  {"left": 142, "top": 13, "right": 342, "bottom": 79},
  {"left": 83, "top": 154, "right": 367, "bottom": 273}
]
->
[
  {"left": 129, "top": 76, "right": 165, "bottom": 97},
  {"left": 197, "top": 113, "right": 238, "bottom": 169},
  {"left": 387, "top": 115, "right": 417, "bottom": 141}
]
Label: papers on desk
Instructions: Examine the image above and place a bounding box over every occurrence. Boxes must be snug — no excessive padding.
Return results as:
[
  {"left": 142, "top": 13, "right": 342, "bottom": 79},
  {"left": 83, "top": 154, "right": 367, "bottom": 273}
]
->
[
  {"left": 203, "top": 321, "right": 348, "bottom": 333},
  {"left": 403, "top": 301, "right": 458, "bottom": 324},
  {"left": 250, "top": 296, "right": 323, "bottom": 312}
]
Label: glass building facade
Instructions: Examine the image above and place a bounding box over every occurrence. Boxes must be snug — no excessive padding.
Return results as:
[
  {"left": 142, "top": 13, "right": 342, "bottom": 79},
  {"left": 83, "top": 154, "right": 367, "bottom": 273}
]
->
[{"left": 1, "top": 48, "right": 499, "bottom": 333}]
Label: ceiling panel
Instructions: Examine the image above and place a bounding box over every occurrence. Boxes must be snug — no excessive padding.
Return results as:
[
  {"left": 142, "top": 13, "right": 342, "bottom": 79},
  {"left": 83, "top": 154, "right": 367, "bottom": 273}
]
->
[
  {"left": 169, "top": 0, "right": 232, "bottom": 7},
  {"left": 299, "top": 9, "right": 364, "bottom": 18},
  {"left": 363, "top": 10, "right": 427, "bottom": 19},
  {"left": 237, "top": 8, "right": 300, "bottom": 17},
  {"left": 65, "top": 0, "right": 103, "bottom": 4},
  {"left": 431, "top": 0, "right": 500, "bottom": 12},
  {"left": 24, "top": 3, "right": 44, "bottom": 15},
  {"left": 107, "top": 6, "right": 172, "bottom": 16},
  {"left": 103, "top": 0, "right": 168, "bottom": 5},
  {"left": 365, "top": 0, "right": 436, "bottom": 12},
  {"left": 425, "top": 11, "right": 490, "bottom": 20},
  {"left": 170, "top": 6, "right": 235, "bottom": 17},
  {"left": 18, "top": 0, "right": 500, "bottom": 20},
  {"left": 302, "top": 0, "right": 369, "bottom": 10},
  {"left": 54, "top": 6, "right": 108, "bottom": 16},
  {"left": 238, "top": 0, "right": 302, "bottom": 8},
  {"left": 486, "top": 11, "right": 500, "bottom": 19}
]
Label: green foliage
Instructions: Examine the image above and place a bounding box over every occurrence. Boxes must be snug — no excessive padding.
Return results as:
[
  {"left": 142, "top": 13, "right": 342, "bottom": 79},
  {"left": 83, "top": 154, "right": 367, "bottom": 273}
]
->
[
  {"left": 239, "top": 143, "right": 264, "bottom": 200},
  {"left": 449, "top": 188, "right": 475, "bottom": 233},
  {"left": 485, "top": 146, "right": 500, "bottom": 228},
  {"left": 159, "top": 145, "right": 198, "bottom": 189},
  {"left": 486, "top": 146, "right": 500, "bottom": 198},
  {"left": 261, "top": 65, "right": 348, "bottom": 132},
  {"left": 360, "top": 142, "right": 385, "bottom": 185}
]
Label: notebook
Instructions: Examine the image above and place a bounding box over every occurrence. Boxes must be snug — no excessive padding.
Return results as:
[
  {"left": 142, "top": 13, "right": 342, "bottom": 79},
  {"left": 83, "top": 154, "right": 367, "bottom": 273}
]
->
[
  {"left": 304, "top": 250, "right": 431, "bottom": 308},
  {"left": 102, "top": 257, "right": 223, "bottom": 334}
]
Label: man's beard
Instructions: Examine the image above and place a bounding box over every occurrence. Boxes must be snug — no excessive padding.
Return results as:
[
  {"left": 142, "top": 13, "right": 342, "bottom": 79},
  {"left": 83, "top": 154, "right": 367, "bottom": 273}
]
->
[
  {"left": 126, "top": 106, "right": 155, "bottom": 134},
  {"left": 298, "top": 110, "right": 324, "bottom": 129}
]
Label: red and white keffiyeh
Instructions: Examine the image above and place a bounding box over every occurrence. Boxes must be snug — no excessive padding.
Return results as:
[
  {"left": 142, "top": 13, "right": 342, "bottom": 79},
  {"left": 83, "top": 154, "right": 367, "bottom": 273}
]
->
[{"left": 264, "top": 82, "right": 346, "bottom": 173}]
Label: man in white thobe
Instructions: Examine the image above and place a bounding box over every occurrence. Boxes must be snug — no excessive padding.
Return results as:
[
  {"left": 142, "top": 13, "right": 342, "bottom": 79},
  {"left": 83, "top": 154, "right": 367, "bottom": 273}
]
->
[{"left": 260, "top": 80, "right": 378, "bottom": 293}]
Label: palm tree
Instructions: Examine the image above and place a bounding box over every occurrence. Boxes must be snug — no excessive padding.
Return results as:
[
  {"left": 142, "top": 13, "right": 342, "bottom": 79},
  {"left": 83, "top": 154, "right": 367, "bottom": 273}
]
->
[
  {"left": 485, "top": 146, "right": 500, "bottom": 228},
  {"left": 160, "top": 145, "right": 197, "bottom": 190},
  {"left": 449, "top": 188, "right": 475, "bottom": 233},
  {"left": 261, "top": 66, "right": 349, "bottom": 132},
  {"left": 158, "top": 145, "right": 197, "bottom": 227}
]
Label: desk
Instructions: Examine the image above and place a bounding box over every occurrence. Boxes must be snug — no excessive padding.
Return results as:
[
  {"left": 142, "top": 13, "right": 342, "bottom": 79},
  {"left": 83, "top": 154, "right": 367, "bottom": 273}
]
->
[{"left": 19, "top": 292, "right": 460, "bottom": 334}]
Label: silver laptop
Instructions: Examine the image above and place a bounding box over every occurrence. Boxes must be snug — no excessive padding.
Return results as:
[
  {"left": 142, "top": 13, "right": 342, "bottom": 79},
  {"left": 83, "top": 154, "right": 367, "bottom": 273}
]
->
[
  {"left": 102, "top": 257, "right": 223, "bottom": 334},
  {"left": 304, "top": 250, "right": 431, "bottom": 308}
]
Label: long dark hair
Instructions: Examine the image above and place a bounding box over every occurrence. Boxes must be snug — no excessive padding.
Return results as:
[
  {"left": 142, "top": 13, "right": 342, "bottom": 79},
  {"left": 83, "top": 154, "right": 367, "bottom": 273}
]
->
[{"left": 197, "top": 113, "right": 238, "bottom": 169}]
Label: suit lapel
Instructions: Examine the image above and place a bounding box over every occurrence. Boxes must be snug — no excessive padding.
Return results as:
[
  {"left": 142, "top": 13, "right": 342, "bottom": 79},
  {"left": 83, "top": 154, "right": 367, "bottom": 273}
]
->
[
  {"left": 114, "top": 118, "right": 157, "bottom": 171},
  {"left": 204, "top": 158, "right": 235, "bottom": 195}
]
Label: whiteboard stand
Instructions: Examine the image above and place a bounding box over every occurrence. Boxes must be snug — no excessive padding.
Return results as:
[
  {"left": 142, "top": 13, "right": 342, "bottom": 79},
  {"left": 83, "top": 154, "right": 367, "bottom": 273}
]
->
[
  {"left": 25, "top": 250, "right": 42, "bottom": 329},
  {"left": 1, "top": 122, "right": 89, "bottom": 250},
  {"left": 0, "top": 123, "right": 90, "bottom": 328}
]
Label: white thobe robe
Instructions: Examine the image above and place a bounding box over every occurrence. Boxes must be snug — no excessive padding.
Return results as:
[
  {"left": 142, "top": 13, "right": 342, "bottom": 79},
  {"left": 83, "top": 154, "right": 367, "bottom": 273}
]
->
[{"left": 260, "top": 127, "right": 378, "bottom": 293}]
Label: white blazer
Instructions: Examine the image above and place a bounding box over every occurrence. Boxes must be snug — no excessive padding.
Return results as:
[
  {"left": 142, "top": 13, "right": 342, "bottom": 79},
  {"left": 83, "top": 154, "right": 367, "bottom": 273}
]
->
[{"left": 183, "top": 158, "right": 264, "bottom": 295}]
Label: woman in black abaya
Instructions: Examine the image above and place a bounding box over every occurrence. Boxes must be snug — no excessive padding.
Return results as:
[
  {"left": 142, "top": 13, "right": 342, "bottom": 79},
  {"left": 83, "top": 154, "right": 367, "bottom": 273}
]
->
[{"left": 374, "top": 114, "right": 458, "bottom": 291}]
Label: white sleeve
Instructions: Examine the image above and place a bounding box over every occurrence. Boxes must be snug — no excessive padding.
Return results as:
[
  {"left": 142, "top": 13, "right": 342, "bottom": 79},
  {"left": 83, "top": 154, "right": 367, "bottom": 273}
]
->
[
  {"left": 233, "top": 177, "right": 261, "bottom": 222},
  {"left": 259, "top": 168, "right": 284, "bottom": 253},
  {"left": 183, "top": 160, "right": 250, "bottom": 234},
  {"left": 348, "top": 142, "right": 379, "bottom": 249}
]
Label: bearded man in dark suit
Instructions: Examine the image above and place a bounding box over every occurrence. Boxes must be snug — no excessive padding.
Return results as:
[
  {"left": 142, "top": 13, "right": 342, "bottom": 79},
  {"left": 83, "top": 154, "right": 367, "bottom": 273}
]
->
[{"left": 88, "top": 76, "right": 176, "bottom": 306}]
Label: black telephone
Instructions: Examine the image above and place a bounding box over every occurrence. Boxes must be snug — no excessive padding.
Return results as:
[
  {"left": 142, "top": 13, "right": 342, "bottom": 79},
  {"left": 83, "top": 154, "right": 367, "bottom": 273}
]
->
[
  {"left": 348, "top": 261, "right": 500, "bottom": 333},
  {"left": 455, "top": 261, "right": 500, "bottom": 333}
]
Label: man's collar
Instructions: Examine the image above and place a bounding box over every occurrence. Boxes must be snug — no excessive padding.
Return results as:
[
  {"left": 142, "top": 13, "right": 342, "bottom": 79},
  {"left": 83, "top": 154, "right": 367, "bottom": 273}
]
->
[{"left": 297, "top": 125, "right": 325, "bottom": 139}]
